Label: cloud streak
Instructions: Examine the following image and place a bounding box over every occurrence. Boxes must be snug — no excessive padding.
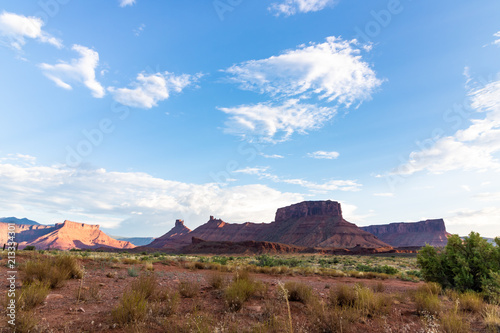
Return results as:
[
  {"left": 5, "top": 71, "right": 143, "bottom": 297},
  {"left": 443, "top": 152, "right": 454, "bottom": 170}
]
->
[
  {"left": 269, "top": 0, "right": 338, "bottom": 16},
  {"left": 307, "top": 151, "right": 339, "bottom": 159}
]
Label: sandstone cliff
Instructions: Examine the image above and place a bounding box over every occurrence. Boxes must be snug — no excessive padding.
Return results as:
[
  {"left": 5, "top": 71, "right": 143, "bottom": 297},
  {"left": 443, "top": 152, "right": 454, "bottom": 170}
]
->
[
  {"left": 0, "top": 220, "right": 135, "bottom": 250},
  {"left": 361, "top": 219, "right": 449, "bottom": 247},
  {"left": 148, "top": 201, "right": 391, "bottom": 250},
  {"left": 148, "top": 219, "right": 192, "bottom": 249}
]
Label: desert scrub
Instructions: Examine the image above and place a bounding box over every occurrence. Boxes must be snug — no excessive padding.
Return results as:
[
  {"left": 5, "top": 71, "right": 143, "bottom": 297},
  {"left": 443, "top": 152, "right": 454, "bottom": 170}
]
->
[
  {"left": 458, "top": 291, "right": 484, "bottom": 313},
  {"left": 112, "top": 289, "right": 147, "bottom": 324},
  {"left": 122, "top": 257, "right": 140, "bottom": 265},
  {"left": 328, "top": 283, "right": 390, "bottom": 317},
  {"left": 130, "top": 273, "right": 157, "bottom": 300},
  {"left": 307, "top": 299, "right": 357, "bottom": 333},
  {"left": 127, "top": 266, "right": 139, "bottom": 277},
  {"left": 150, "top": 287, "right": 179, "bottom": 317},
  {"left": 18, "top": 281, "right": 50, "bottom": 310},
  {"left": 179, "top": 280, "right": 200, "bottom": 298},
  {"left": 329, "top": 283, "right": 357, "bottom": 308},
  {"left": 283, "top": 281, "right": 314, "bottom": 304},
  {"left": 208, "top": 271, "right": 226, "bottom": 289},
  {"left": 14, "top": 310, "right": 39, "bottom": 333},
  {"left": 440, "top": 302, "right": 470, "bottom": 333},
  {"left": 224, "top": 272, "right": 264, "bottom": 311},
  {"left": 414, "top": 288, "right": 441, "bottom": 315},
  {"left": 483, "top": 304, "right": 500, "bottom": 331},
  {"left": 22, "top": 255, "right": 83, "bottom": 288}
]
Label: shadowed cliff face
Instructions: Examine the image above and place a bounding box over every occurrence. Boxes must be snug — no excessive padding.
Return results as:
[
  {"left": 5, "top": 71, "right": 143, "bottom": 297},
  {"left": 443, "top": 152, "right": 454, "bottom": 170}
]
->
[
  {"left": 147, "top": 201, "right": 392, "bottom": 250},
  {"left": 361, "top": 219, "right": 450, "bottom": 247},
  {"left": 147, "top": 219, "right": 191, "bottom": 249}
]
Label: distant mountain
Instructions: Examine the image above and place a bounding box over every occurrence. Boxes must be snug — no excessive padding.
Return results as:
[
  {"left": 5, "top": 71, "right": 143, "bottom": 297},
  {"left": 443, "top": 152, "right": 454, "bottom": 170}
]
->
[
  {"left": 147, "top": 201, "right": 391, "bottom": 251},
  {"left": 0, "top": 220, "right": 135, "bottom": 250},
  {"left": 112, "top": 236, "right": 155, "bottom": 246},
  {"left": 0, "top": 217, "right": 40, "bottom": 225},
  {"left": 361, "top": 219, "right": 450, "bottom": 247}
]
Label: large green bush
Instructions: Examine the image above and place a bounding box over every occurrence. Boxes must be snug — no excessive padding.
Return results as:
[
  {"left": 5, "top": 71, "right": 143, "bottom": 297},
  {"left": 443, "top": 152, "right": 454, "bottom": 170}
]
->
[{"left": 417, "top": 232, "right": 500, "bottom": 298}]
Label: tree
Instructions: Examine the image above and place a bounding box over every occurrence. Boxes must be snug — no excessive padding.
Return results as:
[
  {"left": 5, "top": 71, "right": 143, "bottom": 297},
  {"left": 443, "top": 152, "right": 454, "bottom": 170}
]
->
[{"left": 418, "top": 232, "right": 500, "bottom": 297}]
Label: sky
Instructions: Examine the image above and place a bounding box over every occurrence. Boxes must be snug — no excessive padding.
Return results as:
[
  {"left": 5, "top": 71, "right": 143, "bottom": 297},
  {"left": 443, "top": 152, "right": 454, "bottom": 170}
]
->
[{"left": 0, "top": 0, "right": 499, "bottom": 238}]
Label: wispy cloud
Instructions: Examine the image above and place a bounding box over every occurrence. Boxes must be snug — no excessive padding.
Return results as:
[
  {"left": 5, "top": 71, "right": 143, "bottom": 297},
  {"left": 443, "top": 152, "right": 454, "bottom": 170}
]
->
[
  {"left": 221, "top": 36, "right": 381, "bottom": 142},
  {"left": 307, "top": 151, "right": 339, "bottom": 159},
  {"left": 219, "top": 99, "right": 335, "bottom": 143},
  {"left": 108, "top": 72, "right": 200, "bottom": 109},
  {"left": 259, "top": 153, "right": 285, "bottom": 159},
  {"left": 0, "top": 11, "right": 62, "bottom": 50},
  {"left": 39, "top": 44, "right": 105, "bottom": 98},
  {"left": 119, "top": 0, "right": 136, "bottom": 7},
  {"left": 133, "top": 23, "right": 145, "bottom": 37},
  {"left": 493, "top": 31, "right": 500, "bottom": 46},
  {"left": 234, "top": 166, "right": 361, "bottom": 192},
  {"left": 392, "top": 78, "right": 500, "bottom": 176},
  {"left": 224, "top": 36, "right": 381, "bottom": 105},
  {"left": 0, "top": 157, "right": 303, "bottom": 230},
  {"left": 269, "top": 0, "right": 338, "bottom": 16}
]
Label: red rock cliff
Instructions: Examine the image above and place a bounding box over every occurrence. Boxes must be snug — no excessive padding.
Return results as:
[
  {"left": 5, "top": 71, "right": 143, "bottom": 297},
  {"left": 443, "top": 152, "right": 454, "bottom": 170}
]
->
[{"left": 361, "top": 219, "right": 449, "bottom": 247}]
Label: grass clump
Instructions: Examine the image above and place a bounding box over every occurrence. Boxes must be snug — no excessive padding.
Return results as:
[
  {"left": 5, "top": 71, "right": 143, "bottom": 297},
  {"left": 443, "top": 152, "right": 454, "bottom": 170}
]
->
[
  {"left": 458, "top": 291, "right": 484, "bottom": 313},
  {"left": 127, "top": 267, "right": 139, "bottom": 277},
  {"left": 440, "top": 301, "right": 470, "bottom": 333},
  {"left": 224, "top": 271, "right": 264, "bottom": 311},
  {"left": 284, "top": 281, "right": 313, "bottom": 304},
  {"left": 130, "top": 273, "right": 157, "bottom": 300},
  {"left": 14, "top": 310, "right": 39, "bottom": 333},
  {"left": 22, "top": 255, "right": 83, "bottom": 288},
  {"left": 178, "top": 280, "right": 200, "bottom": 298},
  {"left": 18, "top": 281, "right": 50, "bottom": 311},
  {"left": 208, "top": 271, "right": 226, "bottom": 290},
  {"left": 414, "top": 289, "right": 441, "bottom": 315},
  {"left": 112, "top": 289, "right": 147, "bottom": 324},
  {"left": 150, "top": 287, "right": 179, "bottom": 317},
  {"left": 483, "top": 304, "right": 500, "bottom": 332}
]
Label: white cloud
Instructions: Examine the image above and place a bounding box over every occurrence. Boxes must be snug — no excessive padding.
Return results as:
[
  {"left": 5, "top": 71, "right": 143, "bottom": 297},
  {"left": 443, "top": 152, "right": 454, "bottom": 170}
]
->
[
  {"left": 0, "top": 11, "right": 62, "bottom": 50},
  {"left": 108, "top": 72, "right": 198, "bottom": 109},
  {"left": 39, "top": 44, "right": 105, "bottom": 98},
  {"left": 446, "top": 207, "right": 500, "bottom": 237},
  {"left": 221, "top": 36, "right": 381, "bottom": 142},
  {"left": 235, "top": 166, "right": 361, "bottom": 192},
  {"left": 0, "top": 158, "right": 303, "bottom": 232},
  {"left": 307, "top": 150, "right": 339, "bottom": 159},
  {"left": 373, "top": 192, "right": 394, "bottom": 197},
  {"left": 269, "top": 0, "right": 337, "bottom": 16},
  {"left": 392, "top": 78, "right": 500, "bottom": 176},
  {"left": 474, "top": 192, "right": 500, "bottom": 202},
  {"left": 219, "top": 99, "right": 335, "bottom": 142},
  {"left": 259, "top": 153, "right": 285, "bottom": 159},
  {"left": 119, "top": 0, "right": 136, "bottom": 7},
  {"left": 133, "top": 23, "right": 145, "bottom": 36},
  {"left": 493, "top": 31, "right": 500, "bottom": 46},
  {"left": 224, "top": 36, "right": 381, "bottom": 106}
]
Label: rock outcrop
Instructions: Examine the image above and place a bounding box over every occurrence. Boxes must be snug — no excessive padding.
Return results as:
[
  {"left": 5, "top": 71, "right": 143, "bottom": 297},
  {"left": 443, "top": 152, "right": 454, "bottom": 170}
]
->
[
  {"left": 0, "top": 220, "right": 135, "bottom": 250},
  {"left": 147, "top": 201, "right": 391, "bottom": 250},
  {"left": 361, "top": 219, "right": 449, "bottom": 247},
  {"left": 147, "top": 219, "right": 192, "bottom": 249}
]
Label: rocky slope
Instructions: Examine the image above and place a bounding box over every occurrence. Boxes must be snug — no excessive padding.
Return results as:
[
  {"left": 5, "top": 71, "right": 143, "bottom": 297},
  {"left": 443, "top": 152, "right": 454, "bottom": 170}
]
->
[
  {"left": 147, "top": 201, "right": 392, "bottom": 250},
  {"left": 0, "top": 220, "right": 135, "bottom": 250},
  {"left": 361, "top": 219, "right": 449, "bottom": 247}
]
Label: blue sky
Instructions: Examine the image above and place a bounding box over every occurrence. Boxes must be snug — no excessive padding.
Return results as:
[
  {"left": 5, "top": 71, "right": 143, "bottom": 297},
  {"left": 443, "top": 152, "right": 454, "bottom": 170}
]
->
[{"left": 1, "top": 0, "right": 500, "bottom": 238}]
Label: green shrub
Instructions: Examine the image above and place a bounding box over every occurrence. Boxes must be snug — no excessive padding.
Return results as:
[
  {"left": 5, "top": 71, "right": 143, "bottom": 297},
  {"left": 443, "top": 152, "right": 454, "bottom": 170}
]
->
[
  {"left": 208, "top": 271, "right": 226, "bottom": 289},
  {"left": 418, "top": 232, "right": 500, "bottom": 295},
  {"left": 356, "top": 264, "right": 399, "bottom": 275},
  {"left": 23, "top": 246, "right": 36, "bottom": 251}
]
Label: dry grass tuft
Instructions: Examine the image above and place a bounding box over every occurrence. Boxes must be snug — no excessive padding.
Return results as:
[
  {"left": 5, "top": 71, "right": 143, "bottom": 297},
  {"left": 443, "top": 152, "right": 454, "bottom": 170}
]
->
[
  {"left": 458, "top": 291, "right": 484, "bottom": 313},
  {"left": 178, "top": 280, "right": 200, "bottom": 298},
  {"left": 284, "top": 281, "right": 314, "bottom": 304}
]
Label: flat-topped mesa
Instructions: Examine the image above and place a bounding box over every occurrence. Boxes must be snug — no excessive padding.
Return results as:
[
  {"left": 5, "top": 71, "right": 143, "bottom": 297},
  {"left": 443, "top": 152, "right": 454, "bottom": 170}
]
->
[
  {"left": 275, "top": 200, "right": 342, "bottom": 223},
  {"left": 56, "top": 220, "right": 100, "bottom": 230}
]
